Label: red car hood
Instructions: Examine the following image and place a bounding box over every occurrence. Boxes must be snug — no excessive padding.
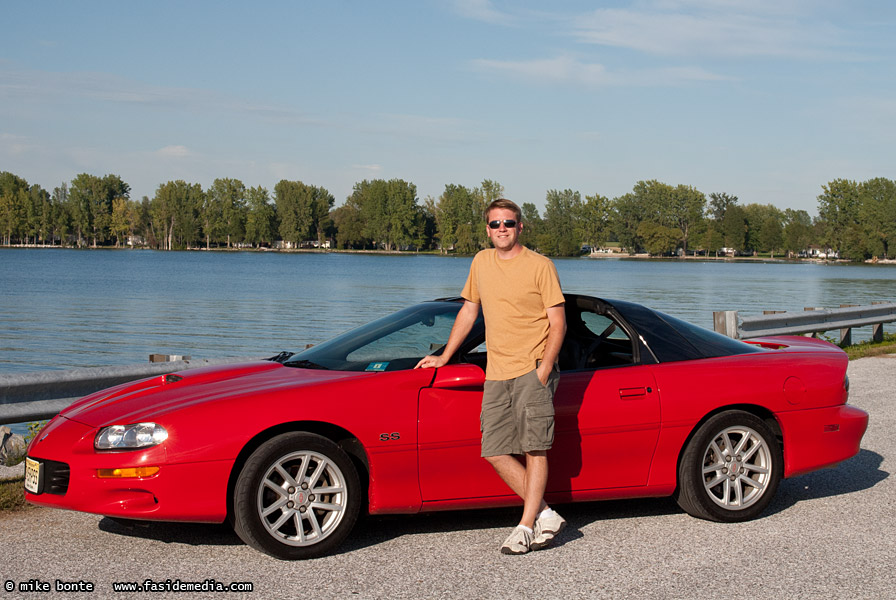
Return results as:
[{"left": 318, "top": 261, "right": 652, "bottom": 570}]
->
[{"left": 60, "top": 361, "right": 365, "bottom": 428}]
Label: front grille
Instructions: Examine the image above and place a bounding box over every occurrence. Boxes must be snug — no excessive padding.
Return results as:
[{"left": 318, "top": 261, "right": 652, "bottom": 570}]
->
[{"left": 41, "top": 459, "right": 70, "bottom": 495}]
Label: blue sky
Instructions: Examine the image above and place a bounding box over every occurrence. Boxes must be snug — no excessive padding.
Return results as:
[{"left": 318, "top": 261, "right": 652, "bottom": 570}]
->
[{"left": 2, "top": 0, "right": 894, "bottom": 215}]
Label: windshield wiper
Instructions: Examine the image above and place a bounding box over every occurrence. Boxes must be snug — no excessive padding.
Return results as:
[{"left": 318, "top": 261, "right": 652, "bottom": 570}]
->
[{"left": 284, "top": 359, "right": 330, "bottom": 370}]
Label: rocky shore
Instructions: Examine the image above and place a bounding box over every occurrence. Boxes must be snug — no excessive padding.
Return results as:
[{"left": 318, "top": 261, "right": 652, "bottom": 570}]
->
[{"left": 0, "top": 425, "right": 26, "bottom": 480}]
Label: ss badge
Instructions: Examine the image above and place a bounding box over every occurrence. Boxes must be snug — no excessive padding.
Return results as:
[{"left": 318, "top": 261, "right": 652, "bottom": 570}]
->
[{"left": 379, "top": 432, "right": 400, "bottom": 441}]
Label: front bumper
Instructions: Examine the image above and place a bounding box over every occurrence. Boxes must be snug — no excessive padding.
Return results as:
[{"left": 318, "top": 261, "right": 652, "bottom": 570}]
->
[{"left": 24, "top": 415, "right": 231, "bottom": 523}]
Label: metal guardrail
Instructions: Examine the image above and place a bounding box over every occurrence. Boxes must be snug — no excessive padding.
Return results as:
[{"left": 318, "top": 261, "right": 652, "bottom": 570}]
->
[
  {"left": 5, "top": 301, "right": 896, "bottom": 426},
  {"left": 713, "top": 302, "right": 896, "bottom": 342},
  {"left": 0, "top": 357, "right": 263, "bottom": 425}
]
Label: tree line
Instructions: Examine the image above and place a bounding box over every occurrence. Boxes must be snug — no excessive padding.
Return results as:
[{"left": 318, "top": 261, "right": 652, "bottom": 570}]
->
[{"left": 1, "top": 170, "right": 894, "bottom": 260}]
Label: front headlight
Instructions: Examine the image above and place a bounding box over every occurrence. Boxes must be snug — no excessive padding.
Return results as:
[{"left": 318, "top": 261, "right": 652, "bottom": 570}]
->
[{"left": 95, "top": 423, "right": 169, "bottom": 450}]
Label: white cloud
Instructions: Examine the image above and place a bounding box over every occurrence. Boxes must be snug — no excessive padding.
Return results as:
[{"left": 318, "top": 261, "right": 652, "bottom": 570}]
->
[
  {"left": 571, "top": 4, "right": 845, "bottom": 60},
  {"left": 156, "top": 145, "right": 192, "bottom": 158},
  {"left": 471, "top": 55, "right": 729, "bottom": 87},
  {"left": 0, "top": 132, "right": 30, "bottom": 155},
  {"left": 352, "top": 164, "right": 382, "bottom": 173},
  {"left": 450, "top": 0, "right": 516, "bottom": 25},
  {"left": 0, "top": 64, "right": 320, "bottom": 125}
]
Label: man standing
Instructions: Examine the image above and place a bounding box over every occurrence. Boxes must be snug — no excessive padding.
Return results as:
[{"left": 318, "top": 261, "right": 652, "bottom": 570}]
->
[{"left": 416, "top": 198, "right": 567, "bottom": 554}]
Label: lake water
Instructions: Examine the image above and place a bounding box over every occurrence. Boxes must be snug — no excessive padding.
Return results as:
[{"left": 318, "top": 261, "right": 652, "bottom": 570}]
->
[
  {"left": 3, "top": 248, "right": 895, "bottom": 436},
  {"left": 2, "top": 248, "right": 895, "bottom": 375}
]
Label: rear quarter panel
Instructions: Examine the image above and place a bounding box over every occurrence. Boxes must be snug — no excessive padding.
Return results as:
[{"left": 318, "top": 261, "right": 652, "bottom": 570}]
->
[{"left": 646, "top": 348, "right": 849, "bottom": 487}]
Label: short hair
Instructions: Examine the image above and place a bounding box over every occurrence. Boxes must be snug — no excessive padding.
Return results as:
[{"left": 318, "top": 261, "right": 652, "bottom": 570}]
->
[{"left": 485, "top": 198, "right": 522, "bottom": 222}]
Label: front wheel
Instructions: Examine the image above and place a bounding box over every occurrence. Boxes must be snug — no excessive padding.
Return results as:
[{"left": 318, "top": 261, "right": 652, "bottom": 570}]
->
[
  {"left": 232, "top": 432, "right": 360, "bottom": 559},
  {"left": 675, "top": 411, "right": 782, "bottom": 523}
]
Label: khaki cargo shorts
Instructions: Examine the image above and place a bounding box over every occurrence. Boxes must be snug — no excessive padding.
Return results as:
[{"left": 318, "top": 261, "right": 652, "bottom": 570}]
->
[{"left": 480, "top": 367, "right": 559, "bottom": 457}]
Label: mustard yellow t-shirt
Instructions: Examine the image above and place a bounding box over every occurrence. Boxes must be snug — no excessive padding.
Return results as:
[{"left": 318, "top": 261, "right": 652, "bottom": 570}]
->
[{"left": 461, "top": 246, "right": 564, "bottom": 380}]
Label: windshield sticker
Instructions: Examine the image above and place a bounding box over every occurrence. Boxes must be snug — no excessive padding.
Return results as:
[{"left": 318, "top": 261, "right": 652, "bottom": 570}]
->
[{"left": 365, "top": 362, "right": 389, "bottom": 372}]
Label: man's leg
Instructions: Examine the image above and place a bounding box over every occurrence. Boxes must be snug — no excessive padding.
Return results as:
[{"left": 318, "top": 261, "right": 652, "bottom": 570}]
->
[
  {"left": 520, "top": 451, "right": 548, "bottom": 529},
  {"left": 485, "top": 452, "right": 548, "bottom": 528}
]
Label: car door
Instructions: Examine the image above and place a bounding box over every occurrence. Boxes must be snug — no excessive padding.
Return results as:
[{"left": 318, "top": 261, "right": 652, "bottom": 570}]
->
[
  {"left": 417, "top": 302, "right": 661, "bottom": 502},
  {"left": 550, "top": 306, "right": 661, "bottom": 495}
]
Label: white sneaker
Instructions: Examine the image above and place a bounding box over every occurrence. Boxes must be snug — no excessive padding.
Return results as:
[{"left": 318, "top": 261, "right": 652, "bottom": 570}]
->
[
  {"left": 500, "top": 525, "right": 533, "bottom": 555},
  {"left": 531, "top": 510, "right": 566, "bottom": 550}
]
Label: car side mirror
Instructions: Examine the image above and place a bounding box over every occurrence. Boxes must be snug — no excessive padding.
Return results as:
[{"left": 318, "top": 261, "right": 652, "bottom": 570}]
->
[{"left": 431, "top": 364, "right": 485, "bottom": 389}]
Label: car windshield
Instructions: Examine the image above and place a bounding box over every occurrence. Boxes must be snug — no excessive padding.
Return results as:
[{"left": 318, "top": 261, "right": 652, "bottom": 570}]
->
[{"left": 283, "top": 301, "right": 467, "bottom": 372}]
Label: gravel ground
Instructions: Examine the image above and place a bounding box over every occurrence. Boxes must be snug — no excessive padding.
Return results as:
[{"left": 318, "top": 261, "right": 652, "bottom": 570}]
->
[{"left": 1, "top": 356, "right": 892, "bottom": 599}]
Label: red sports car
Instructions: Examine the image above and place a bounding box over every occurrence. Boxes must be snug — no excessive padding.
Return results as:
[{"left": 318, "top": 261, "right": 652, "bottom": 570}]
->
[{"left": 25, "top": 295, "right": 868, "bottom": 559}]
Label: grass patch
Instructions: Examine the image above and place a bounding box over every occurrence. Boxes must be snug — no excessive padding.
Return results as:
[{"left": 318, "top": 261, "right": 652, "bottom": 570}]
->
[
  {"left": 845, "top": 333, "right": 896, "bottom": 360},
  {"left": 0, "top": 477, "right": 29, "bottom": 513}
]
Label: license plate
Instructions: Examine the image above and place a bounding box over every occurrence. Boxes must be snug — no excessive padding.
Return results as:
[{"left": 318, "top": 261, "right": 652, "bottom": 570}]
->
[{"left": 24, "top": 457, "right": 41, "bottom": 494}]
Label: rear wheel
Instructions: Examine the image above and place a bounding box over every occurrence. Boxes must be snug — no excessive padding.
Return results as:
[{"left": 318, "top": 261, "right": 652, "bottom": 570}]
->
[
  {"left": 233, "top": 432, "right": 360, "bottom": 559},
  {"left": 676, "top": 411, "right": 782, "bottom": 522}
]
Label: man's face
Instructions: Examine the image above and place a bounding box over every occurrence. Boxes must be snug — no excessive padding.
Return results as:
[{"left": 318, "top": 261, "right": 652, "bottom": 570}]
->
[{"left": 486, "top": 207, "right": 522, "bottom": 251}]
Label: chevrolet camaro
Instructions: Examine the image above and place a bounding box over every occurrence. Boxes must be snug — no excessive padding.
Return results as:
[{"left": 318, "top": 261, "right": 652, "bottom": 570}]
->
[{"left": 25, "top": 295, "right": 868, "bottom": 559}]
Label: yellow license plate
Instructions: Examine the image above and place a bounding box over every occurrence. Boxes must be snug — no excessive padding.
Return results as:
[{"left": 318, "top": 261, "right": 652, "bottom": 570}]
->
[{"left": 24, "top": 457, "right": 41, "bottom": 494}]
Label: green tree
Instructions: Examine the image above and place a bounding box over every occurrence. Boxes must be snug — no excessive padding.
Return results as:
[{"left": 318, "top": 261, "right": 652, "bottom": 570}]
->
[
  {"left": 152, "top": 181, "right": 202, "bottom": 250},
  {"left": 708, "top": 192, "right": 738, "bottom": 221},
  {"left": 859, "top": 177, "right": 896, "bottom": 258},
  {"left": 310, "top": 186, "right": 335, "bottom": 246},
  {"left": 668, "top": 184, "right": 706, "bottom": 254},
  {"left": 782, "top": 209, "right": 814, "bottom": 257},
  {"left": 349, "top": 179, "right": 419, "bottom": 251},
  {"left": 703, "top": 192, "right": 739, "bottom": 256},
  {"left": 742, "top": 204, "right": 784, "bottom": 255},
  {"left": 721, "top": 205, "right": 747, "bottom": 252},
  {"left": 110, "top": 197, "right": 139, "bottom": 247},
  {"left": 0, "top": 172, "right": 29, "bottom": 245},
  {"left": 579, "top": 193, "right": 610, "bottom": 250},
  {"left": 275, "top": 180, "right": 314, "bottom": 247},
  {"left": 245, "top": 186, "right": 277, "bottom": 247},
  {"left": 207, "top": 178, "right": 247, "bottom": 248},
  {"left": 817, "top": 179, "right": 861, "bottom": 255},
  {"left": 610, "top": 192, "right": 645, "bottom": 254},
  {"left": 541, "top": 189, "right": 582, "bottom": 256},
  {"left": 67, "top": 173, "right": 130, "bottom": 247},
  {"left": 51, "top": 184, "right": 71, "bottom": 245},
  {"left": 435, "top": 184, "right": 477, "bottom": 253},
  {"left": 519, "top": 202, "right": 542, "bottom": 250},
  {"left": 637, "top": 222, "right": 680, "bottom": 255},
  {"left": 331, "top": 201, "right": 368, "bottom": 249}
]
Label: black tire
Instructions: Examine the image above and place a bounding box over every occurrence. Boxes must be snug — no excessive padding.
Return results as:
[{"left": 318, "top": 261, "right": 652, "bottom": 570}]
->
[
  {"left": 675, "top": 410, "right": 782, "bottom": 523},
  {"left": 232, "top": 432, "right": 360, "bottom": 559}
]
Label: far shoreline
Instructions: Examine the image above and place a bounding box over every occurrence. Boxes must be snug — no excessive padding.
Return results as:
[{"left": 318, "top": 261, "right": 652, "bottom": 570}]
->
[{"left": 1, "top": 244, "right": 893, "bottom": 265}]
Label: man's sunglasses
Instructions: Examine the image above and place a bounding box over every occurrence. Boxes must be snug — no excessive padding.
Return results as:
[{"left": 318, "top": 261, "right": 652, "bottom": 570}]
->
[{"left": 488, "top": 219, "right": 518, "bottom": 229}]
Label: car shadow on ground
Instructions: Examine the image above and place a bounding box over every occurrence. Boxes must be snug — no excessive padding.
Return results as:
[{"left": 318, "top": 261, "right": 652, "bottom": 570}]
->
[
  {"left": 342, "top": 496, "right": 682, "bottom": 555},
  {"left": 764, "top": 449, "right": 887, "bottom": 517},
  {"left": 97, "top": 517, "right": 243, "bottom": 547},
  {"left": 95, "top": 449, "right": 887, "bottom": 556}
]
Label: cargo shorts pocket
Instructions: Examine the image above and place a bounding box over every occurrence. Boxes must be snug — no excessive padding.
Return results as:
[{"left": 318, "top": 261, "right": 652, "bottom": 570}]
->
[{"left": 523, "top": 400, "right": 555, "bottom": 452}]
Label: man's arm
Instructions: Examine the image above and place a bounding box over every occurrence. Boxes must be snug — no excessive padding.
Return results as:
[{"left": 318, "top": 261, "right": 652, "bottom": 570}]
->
[
  {"left": 537, "top": 303, "right": 566, "bottom": 385},
  {"left": 415, "top": 300, "right": 480, "bottom": 369}
]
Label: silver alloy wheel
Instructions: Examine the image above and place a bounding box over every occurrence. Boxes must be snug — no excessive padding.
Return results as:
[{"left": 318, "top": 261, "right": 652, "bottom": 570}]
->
[
  {"left": 256, "top": 450, "right": 349, "bottom": 547},
  {"left": 701, "top": 425, "right": 773, "bottom": 510}
]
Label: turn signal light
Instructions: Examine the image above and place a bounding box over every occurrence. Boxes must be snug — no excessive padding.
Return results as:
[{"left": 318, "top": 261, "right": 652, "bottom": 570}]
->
[{"left": 97, "top": 467, "right": 160, "bottom": 479}]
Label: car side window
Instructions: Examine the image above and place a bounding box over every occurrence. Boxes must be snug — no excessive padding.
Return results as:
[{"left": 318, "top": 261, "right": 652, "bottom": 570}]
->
[
  {"left": 558, "top": 308, "right": 634, "bottom": 371},
  {"left": 345, "top": 312, "right": 458, "bottom": 366}
]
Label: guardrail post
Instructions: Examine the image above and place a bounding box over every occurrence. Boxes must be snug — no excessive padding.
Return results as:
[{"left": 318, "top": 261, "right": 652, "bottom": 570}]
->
[
  {"left": 713, "top": 310, "right": 739, "bottom": 338},
  {"left": 872, "top": 302, "right": 885, "bottom": 342},
  {"left": 840, "top": 305, "right": 857, "bottom": 345}
]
